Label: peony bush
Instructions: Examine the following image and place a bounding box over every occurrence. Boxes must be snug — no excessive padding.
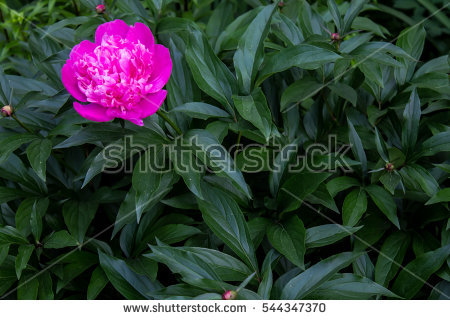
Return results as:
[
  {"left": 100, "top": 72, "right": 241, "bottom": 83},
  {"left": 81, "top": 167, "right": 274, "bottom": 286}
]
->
[{"left": 0, "top": 0, "right": 449, "bottom": 300}]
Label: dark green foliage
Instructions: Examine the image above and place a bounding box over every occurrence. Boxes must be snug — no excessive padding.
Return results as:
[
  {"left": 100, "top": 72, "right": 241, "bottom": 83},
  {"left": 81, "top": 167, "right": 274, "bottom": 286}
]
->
[{"left": 0, "top": 0, "right": 449, "bottom": 300}]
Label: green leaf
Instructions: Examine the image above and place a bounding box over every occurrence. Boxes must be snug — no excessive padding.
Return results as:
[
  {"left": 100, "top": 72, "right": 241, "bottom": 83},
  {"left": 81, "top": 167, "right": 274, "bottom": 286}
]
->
[
  {"left": 402, "top": 164, "right": 439, "bottom": 197},
  {"left": 152, "top": 224, "right": 201, "bottom": 245},
  {"left": 280, "top": 78, "right": 323, "bottom": 112},
  {"left": 329, "top": 82, "right": 357, "bottom": 106},
  {"left": 278, "top": 171, "right": 331, "bottom": 213},
  {"left": 0, "top": 244, "right": 9, "bottom": 265},
  {"left": 99, "top": 251, "right": 161, "bottom": 299},
  {"left": 26, "top": 138, "right": 52, "bottom": 182},
  {"left": 327, "top": 0, "right": 343, "bottom": 32},
  {"left": 198, "top": 184, "right": 258, "bottom": 274},
  {"left": 30, "top": 199, "right": 45, "bottom": 242},
  {"left": 375, "top": 231, "right": 410, "bottom": 287},
  {"left": 170, "top": 102, "right": 230, "bottom": 120},
  {"left": 54, "top": 124, "right": 131, "bottom": 149},
  {"left": 87, "top": 266, "right": 109, "bottom": 300},
  {"left": 342, "top": 188, "right": 367, "bottom": 227},
  {"left": 233, "top": 2, "right": 278, "bottom": 94},
  {"left": 395, "top": 25, "right": 426, "bottom": 84},
  {"left": 233, "top": 88, "right": 273, "bottom": 141},
  {"left": 257, "top": 45, "right": 341, "bottom": 86},
  {"left": 186, "top": 31, "right": 237, "bottom": 115},
  {"left": 185, "top": 129, "right": 251, "bottom": 198},
  {"left": 132, "top": 148, "right": 177, "bottom": 221},
  {"left": 307, "top": 273, "right": 399, "bottom": 299},
  {"left": 374, "top": 127, "right": 389, "bottom": 163},
  {"left": 418, "top": 132, "right": 450, "bottom": 157},
  {"left": 38, "top": 272, "right": 54, "bottom": 300},
  {"left": 348, "top": 118, "right": 367, "bottom": 175},
  {"left": 277, "top": 171, "right": 331, "bottom": 212},
  {"left": 0, "top": 187, "right": 29, "bottom": 203},
  {"left": 43, "top": 230, "right": 78, "bottom": 249},
  {"left": 365, "top": 184, "right": 400, "bottom": 228},
  {"left": 342, "top": 0, "right": 367, "bottom": 34},
  {"left": 426, "top": 188, "right": 450, "bottom": 206},
  {"left": 148, "top": 241, "right": 221, "bottom": 281},
  {"left": 15, "top": 198, "right": 48, "bottom": 238},
  {"left": 258, "top": 250, "right": 278, "bottom": 299},
  {"left": 0, "top": 226, "right": 29, "bottom": 245},
  {"left": 326, "top": 176, "right": 360, "bottom": 197},
  {"left": 15, "top": 245, "right": 34, "bottom": 279},
  {"left": 267, "top": 215, "right": 306, "bottom": 269},
  {"left": 17, "top": 274, "right": 39, "bottom": 300},
  {"left": 392, "top": 245, "right": 450, "bottom": 299},
  {"left": 62, "top": 200, "right": 98, "bottom": 244},
  {"left": 379, "top": 171, "right": 401, "bottom": 195},
  {"left": 306, "top": 224, "right": 362, "bottom": 248},
  {"left": 147, "top": 242, "right": 251, "bottom": 282},
  {"left": 0, "top": 133, "right": 36, "bottom": 164},
  {"left": 401, "top": 89, "right": 421, "bottom": 157},
  {"left": 281, "top": 251, "right": 362, "bottom": 299}
]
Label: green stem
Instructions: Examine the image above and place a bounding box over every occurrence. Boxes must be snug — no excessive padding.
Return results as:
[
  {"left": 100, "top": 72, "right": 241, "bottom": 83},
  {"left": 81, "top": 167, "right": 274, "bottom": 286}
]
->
[
  {"left": 321, "top": 91, "right": 338, "bottom": 124},
  {"left": 156, "top": 109, "right": 182, "bottom": 136},
  {"left": 11, "top": 114, "right": 35, "bottom": 135},
  {"left": 72, "top": 0, "right": 79, "bottom": 15},
  {"left": 235, "top": 131, "right": 242, "bottom": 159}
]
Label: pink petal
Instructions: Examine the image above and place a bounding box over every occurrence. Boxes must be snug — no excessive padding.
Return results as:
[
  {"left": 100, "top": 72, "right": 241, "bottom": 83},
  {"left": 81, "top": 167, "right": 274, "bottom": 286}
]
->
[
  {"left": 73, "top": 102, "right": 115, "bottom": 122},
  {"left": 95, "top": 20, "right": 130, "bottom": 44},
  {"left": 69, "top": 40, "right": 96, "bottom": 60},
  {"left": 126, "top": 22, "right": 155, "bottom": 50},
  {"left": 105, "top": 108, "right": 144, "bottom": 126},
  {"left": 137, "top": 90, "right": 167, "bottom": 118},
  {"left": 147, "top": 45, "right": 172, "bottom": 93},
  {"left": 62, "top": 62, "right": 87, "bottom": 102}
]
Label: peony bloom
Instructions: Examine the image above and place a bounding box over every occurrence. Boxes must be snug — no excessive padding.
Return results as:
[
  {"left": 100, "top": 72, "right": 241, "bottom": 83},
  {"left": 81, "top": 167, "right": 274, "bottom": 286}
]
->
[{"left": 61, "top": 20, "right": 172, "bottom": 126}]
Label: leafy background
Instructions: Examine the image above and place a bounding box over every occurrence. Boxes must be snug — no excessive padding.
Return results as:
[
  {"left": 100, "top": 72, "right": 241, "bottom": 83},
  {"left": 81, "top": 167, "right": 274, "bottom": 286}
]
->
[{"left": 0, "top": 0, "right": 449, "bottom": 300}]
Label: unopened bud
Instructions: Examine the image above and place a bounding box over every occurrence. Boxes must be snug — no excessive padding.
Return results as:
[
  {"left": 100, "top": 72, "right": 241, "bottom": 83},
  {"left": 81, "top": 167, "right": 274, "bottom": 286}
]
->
[
  {"left": 96, "top": 4, "right": 105, "bottom": 14},
  {"left": 385, "top": 163, "right": 395, "bottom": 172},
  {"left": 1, "top": 105, "right": 13, "bottom": 117},
  {"left": 222, "top": 290, "right": 237, "bottom": 300},
  {"left": 331, "top": 33, "right": 340, "bottom": 41},
  {"left": 278, "top": 1, "right": 285, "bottom": 7}
]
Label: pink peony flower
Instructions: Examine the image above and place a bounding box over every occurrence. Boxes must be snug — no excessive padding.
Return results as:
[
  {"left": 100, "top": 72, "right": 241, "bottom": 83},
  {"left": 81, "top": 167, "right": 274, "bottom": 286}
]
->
[{"left": 61, "top": 20, "right": 172, "bottom": 126}]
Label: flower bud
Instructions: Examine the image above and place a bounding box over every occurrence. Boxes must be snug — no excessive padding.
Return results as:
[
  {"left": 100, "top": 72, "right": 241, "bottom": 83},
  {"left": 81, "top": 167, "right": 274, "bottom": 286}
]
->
[
  {"left": 278, "top": 1, "right": 285, "bottom": 7},
  {"left": 331, "top": 33, "right": 340, "bottom": 41},
  {"left": 385, "top": 163, "right": 395, "bottom": 172},
  {"left": 96, "top": 4, "right": 105, "bottom": 14},
  {"left": 1, "top": 105, "right": 13, "bottom": 117},
  {"left": 222, "top": 290, "right": 237, "bottom": 300}
]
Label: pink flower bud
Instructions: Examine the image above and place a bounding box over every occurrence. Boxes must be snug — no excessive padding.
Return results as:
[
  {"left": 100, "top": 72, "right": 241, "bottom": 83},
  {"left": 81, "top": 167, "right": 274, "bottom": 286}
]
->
[
  {"left": 1, "top": 105, "right": 13, "bottom": 117},
  {"left": 222, "top": 290, "right": 237, "bottom": 300},
  {"left": 278, "top": 1, "right": 285, "bottom": 7},
  {"left": 331, "top": 33, "right": 340, "bottom": 41},
  {"left": 385, "top": 163, "right": 395, "bottom": 172},
  {"left": 96, "top": 4, "right": 105, "bottom": 14}
]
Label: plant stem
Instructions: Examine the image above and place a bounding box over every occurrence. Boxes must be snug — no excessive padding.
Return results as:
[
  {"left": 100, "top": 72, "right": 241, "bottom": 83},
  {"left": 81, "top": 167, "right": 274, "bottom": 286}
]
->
[
  {"left": 72, "top": 0, "right": 79, "bottom": 15},
  {"left": 11, "top": 114, "right": 35, "bottom": 134},
  {"left": 235, "top": 131, "right": 242, "bottom": 158},
  {"left": 321, "top": 91, "right": 338, "bottom": 123},
  {"left": 156, "top": 109, "right": 182, "bottom": 136}
]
